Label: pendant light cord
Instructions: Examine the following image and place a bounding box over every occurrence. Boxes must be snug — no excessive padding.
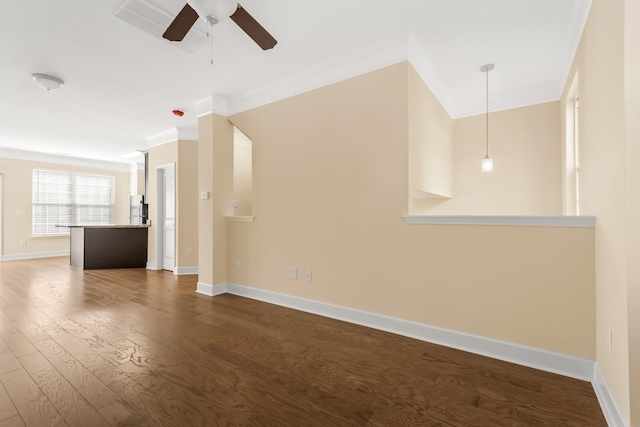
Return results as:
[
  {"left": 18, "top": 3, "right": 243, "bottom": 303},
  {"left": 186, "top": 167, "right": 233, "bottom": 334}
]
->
[{"left": 486, "top": 68, "right": 489, "bottom": 157}]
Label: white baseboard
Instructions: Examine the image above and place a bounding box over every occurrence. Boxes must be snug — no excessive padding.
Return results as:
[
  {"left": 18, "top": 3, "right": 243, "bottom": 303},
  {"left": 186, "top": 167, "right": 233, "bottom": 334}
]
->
[
  {"left": 222, "top": 282, "right": 594, "bottom": 382},
  {"left": 196, "top": 282, "right": 228, "bottom": 297},
  {"left": 198, "top": 282, "right": 626, "bottom": 423},
  {"left": 174, "top": 266, "right": 198, "bottom": 275},
  {"left": 1, "top": 250, "right": 70, "bottom": 261},
  {"left": 593, "top": 363, "right": 629, "bottom": 427},
  {"left": 146, "top": 262, "right": 158, "bottom": 270}
]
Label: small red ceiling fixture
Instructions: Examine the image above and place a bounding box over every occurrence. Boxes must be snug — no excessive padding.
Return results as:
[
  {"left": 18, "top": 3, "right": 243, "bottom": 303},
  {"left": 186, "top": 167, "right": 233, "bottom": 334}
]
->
[{"left": 172, "top": 110, "right": 184, "bottom": 117}]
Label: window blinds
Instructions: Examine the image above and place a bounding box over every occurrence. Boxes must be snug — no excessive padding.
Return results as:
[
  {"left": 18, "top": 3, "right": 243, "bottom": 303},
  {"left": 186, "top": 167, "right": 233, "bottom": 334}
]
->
[{"left": 32, "top": 169, "right": 115, "bottom": 235}]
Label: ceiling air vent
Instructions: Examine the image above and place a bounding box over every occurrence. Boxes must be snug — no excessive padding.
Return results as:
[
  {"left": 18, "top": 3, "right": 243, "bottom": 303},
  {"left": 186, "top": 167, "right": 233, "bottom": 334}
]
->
[{"left": 114, "top": 0, "right": 209, "bottom": 53}]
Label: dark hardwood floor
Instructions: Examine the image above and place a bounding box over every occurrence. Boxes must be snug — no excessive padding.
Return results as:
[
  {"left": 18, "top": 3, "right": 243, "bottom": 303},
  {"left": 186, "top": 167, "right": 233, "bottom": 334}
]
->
[{"left": 0, "top": 256, "right": 606, "bottom": 426}]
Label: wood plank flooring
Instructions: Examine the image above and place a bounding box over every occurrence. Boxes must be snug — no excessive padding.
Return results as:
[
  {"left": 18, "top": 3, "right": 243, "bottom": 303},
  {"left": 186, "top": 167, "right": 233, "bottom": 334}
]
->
[{"left": 0, "top": 256, "right": 606, "bottom": 426}]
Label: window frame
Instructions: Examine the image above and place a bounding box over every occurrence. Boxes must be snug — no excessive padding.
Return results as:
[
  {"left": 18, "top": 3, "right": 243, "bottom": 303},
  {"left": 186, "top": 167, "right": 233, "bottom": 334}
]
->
[{"left": 32, "top": 169, "right": 116, "bottom": 235}]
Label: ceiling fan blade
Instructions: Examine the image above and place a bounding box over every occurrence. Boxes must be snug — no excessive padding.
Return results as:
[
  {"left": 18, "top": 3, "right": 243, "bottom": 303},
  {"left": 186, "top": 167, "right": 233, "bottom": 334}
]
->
[
  {"left": 163, "top": 3, "right": 199, "bottom": 42},
  {"left": 230, "top": 4, "right": 277, "bottom": 50}
]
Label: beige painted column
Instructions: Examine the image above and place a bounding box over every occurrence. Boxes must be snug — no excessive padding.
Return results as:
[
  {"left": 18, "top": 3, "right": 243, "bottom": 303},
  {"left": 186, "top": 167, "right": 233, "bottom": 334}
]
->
[
  {"left": 624, "top": 0, "right": 640, "bottom": 424},
  {"left": 198, "top": 113, "right": 234, "bottom": 288}
]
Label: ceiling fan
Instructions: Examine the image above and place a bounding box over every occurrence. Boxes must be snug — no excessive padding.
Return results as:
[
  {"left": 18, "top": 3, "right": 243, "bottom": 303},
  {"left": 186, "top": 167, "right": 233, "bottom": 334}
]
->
[{"left": 163, "top": 0, "right": 277, "bottom": 50}]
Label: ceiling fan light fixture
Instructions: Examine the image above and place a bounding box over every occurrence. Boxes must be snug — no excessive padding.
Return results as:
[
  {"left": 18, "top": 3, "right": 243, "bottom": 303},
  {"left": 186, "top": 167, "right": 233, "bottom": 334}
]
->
[
  {"left": 187, "top": 0, "right": 238, "bottom": 21},
  {"left": 31, "top": 73, "right": 64, "bottom": 91}
]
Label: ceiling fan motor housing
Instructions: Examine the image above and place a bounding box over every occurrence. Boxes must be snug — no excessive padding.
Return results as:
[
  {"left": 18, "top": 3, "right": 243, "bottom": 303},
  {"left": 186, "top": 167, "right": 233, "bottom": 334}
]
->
[{"left": 188, "top": 0, "right": 238, "bottom": 21}]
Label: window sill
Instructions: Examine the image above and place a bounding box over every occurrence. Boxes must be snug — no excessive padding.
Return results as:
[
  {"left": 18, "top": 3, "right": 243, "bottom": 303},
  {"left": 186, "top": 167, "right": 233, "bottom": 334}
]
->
[
  {"left": 31, "top": 234, "right": 69, "bottom": 238},
  {"left": 402, "top": 215, "right": 596, "bottom": 228}
]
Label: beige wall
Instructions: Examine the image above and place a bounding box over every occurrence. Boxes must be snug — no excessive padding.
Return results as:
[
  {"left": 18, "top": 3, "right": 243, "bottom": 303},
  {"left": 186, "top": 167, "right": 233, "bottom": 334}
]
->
[
  {"left": 408, "top": 63, "right": 453, "bottom": 205},
  {"left": 136, "top": 168, "right": 145, "bottom": 196},
  {"left": 176, "top": 140, "right": 199, "bottom": 267},
  {"left": 198, "top": 114, "right": 234, "bottom": 286},
  {"left": 560, "top": 0, "right": 633, "bottom": 421},
  {"left": 414, "top": 102, "right": 562, "bottom": 215},
  {"left": 0, "top": 157, "right": 128, "bottom": 256},
  {"left": 625, "top": 0, "right": 640, "bottom": 423},
  {"left": 198, "top": 115, "right": 214, "bottom": 284},
  {"left": 227, "top": 62, "right": 595, "bottom": 358},
  {"left": 233, "top": 136, "right": 253, "bottom": 216}
]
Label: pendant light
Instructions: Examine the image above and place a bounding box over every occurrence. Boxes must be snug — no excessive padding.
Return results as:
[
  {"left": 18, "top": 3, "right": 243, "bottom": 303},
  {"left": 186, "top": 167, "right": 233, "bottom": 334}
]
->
[{"left": 481, "top": 64, "right": 494, "bottom": 172}]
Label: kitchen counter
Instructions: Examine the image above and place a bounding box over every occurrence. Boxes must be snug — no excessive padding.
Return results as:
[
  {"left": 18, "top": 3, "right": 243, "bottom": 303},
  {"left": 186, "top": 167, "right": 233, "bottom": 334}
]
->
[
  {"left": 65, "top": 224, "right": 149, "bottom": 269},
  {"left": 63, "top": 224, "right": 150, "bottom": 229}
]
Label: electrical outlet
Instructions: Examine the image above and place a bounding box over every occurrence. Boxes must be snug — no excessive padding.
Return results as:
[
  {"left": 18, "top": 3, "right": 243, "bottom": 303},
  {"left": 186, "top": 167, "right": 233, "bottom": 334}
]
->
[
  {"left": 186, "top": 248, "right": 192, "bottom": 256},
  {"left": 236, "top": 260, "right": 242, "bottom": 271},
  {"left": 305, "top": 270, "right": 312, "bottom": 282},
  {"left": 288, "top": 267, "right": 297, "bottom": 279},
  {"left": 607, "top": 328, "right": 613, "bottom": 353},
  {"left": 19, "top": 240, "right": 26, "bottom": 247}
]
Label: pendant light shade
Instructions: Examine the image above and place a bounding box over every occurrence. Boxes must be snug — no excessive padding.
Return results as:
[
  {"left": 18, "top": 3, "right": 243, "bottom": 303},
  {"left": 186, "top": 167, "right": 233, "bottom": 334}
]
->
[
  {"left": 482, "top": 155, "right": 493, "bottom": 172},
  {"left": 481, "top": 64, "right": 494, "bottom": 172}
]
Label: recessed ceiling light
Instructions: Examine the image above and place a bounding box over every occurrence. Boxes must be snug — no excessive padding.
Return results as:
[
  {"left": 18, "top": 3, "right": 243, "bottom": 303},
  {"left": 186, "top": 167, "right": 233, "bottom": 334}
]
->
[{"left": 32, "top": 73, "right": 64, "bottom": 91}]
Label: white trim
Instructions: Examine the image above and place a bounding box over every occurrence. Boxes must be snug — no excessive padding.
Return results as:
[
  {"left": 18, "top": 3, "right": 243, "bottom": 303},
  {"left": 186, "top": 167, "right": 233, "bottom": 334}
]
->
[
  {"left": 1, "top": 250, "right": 70, "bottom": 261},
  {"left": 451, "top": 84, "right": 562, "bottom": 119},
  {"left": 0, "top": 147, "right": 129, "bottom": 172},
  {"left": 593, "top": 364, "right": 629, "bottom": 427},
  {"left": 225, "top": 216, "right": 255, "bottom": 223},
  {"left": 156, "top": 163, "right": 176, "bottom": 272},
  {"left": 403, "top": 215, "right": 596, "bottom": 227},
  {"left": 194, "top": 95, "right": 228, "bottom": 117},
  {"left": 407, "top": 32, "right": 456, "bottom": 117},
  {"left": 173, "top": 266, "right": 198, "bottom": 275},
  {"left": 175, "top": 127, "right": 198, "bottom": 141},
  {"left": 555, "top": 0, "right": 593, "bottom": 98},
  {"left": 196, "top": 282, "right": 228, "bottom": 296},
  {"left": 225, "top": 34, "right": 409, "bottom": 116},
  {"left": 146, "top": 261, "right": 158, "bottom": 270},
  {"left": 145, "top": 127, "right": 198, "bottom": 148},
  {"left": 198, "top": 282, "right": 593, "bottom": 382}
]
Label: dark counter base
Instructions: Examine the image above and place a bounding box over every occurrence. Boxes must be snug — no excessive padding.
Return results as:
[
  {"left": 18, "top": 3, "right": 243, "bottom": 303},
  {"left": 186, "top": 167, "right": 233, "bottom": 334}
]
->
[{"left": 70, "top": 227, "right": 148, "bottom": 270}]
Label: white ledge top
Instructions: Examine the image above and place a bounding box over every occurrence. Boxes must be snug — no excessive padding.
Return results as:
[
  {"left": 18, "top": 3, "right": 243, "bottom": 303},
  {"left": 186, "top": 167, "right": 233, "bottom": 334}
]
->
[
  {"left": 403, "top": 215, "right": 596, "bottom": 228},
  {"left": 225, "top": 216, "right": 255, "bottom": 223}
]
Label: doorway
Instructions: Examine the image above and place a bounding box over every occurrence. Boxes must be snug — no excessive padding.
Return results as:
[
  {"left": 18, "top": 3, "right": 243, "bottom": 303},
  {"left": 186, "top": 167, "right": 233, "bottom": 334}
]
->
[{"left": 156, "top": 163, "right": 175, "bottom": 272}]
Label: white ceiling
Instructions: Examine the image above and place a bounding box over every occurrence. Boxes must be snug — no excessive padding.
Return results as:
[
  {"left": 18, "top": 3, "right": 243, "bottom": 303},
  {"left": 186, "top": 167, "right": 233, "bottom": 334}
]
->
[{"left": 0, "top": 0, "right": 591, "bottom": 165}]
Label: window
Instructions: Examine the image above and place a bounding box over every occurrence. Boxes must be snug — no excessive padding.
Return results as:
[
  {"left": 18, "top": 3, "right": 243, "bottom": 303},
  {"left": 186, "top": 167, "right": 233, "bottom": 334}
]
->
[{"left": 32, "top": 169, "right": 115, "bottom": 235}]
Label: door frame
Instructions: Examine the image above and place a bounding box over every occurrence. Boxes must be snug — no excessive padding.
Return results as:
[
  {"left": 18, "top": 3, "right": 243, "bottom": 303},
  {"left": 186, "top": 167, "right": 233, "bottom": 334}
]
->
[{"left": 155, "top": 163, "right": 175, "bottom": 272}]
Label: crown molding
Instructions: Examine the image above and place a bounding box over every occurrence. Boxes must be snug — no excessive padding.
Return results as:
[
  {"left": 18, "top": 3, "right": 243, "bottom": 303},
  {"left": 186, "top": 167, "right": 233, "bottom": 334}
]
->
[
  {"left": 145, "top": 126, "right": 198, "bottom": 148},
  {"left": 225, "top": 33, "right": 410, "bottom": 116},
  {"left": 191, "top": 4, "right": 592, "bottom": 121},
  {"left": 452, "top": 83, "right": 561, "bottom": 119},
  {"left": 176, "top": 126, "right": 198, "bottom": 141},
  {"left": 555, "top": 0, "right": 593, "bottom": 93},
  {"left": 0, "top": 147, "right": 130, "bottom": 172},
  {"left": 407, "top": 32, "right": 456, "bottom": 117},
  {"left": 195, "top": 94, "right": 228, "bottom": 117}
]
